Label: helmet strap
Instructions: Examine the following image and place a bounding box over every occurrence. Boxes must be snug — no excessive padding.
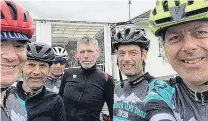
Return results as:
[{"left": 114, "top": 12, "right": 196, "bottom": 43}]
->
[
  {"left": 203, "top": 81, "right": 208, "bottom": 85},
  {"left": 0, "top": 87, "right": 8, "bottom": 93},
  {"left": 117, "top": 60, "right": 124, "bottom": 88}
]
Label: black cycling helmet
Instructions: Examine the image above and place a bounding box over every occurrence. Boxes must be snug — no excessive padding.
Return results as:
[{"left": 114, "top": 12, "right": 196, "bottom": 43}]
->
[
  {"left": 112, "top": 27, "right": 150, "bottom": 51},
  {"left": 27, "top": 42, "right": 55, "bottom": 66}
]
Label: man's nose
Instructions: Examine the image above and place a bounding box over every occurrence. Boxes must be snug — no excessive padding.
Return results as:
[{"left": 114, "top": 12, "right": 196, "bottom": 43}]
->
[
  {"left": 33, "top": 65, "right": 41, "bottom": 74},
  {"left": 182, "top": 35, "right": 198, "bottom": 54},
  {"left": 83, "top": 52, "right": 89, "bottom": 58}
]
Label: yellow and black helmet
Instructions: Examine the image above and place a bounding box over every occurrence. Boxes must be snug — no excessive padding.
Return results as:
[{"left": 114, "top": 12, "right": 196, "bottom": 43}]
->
[{"left": 149, "top": 0, "right": 208, "bottom": 37}]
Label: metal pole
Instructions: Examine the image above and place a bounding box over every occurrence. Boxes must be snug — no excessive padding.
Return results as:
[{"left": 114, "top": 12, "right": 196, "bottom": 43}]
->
[{"left": 128, "top": 0, "right": 131, "bottom": 20}]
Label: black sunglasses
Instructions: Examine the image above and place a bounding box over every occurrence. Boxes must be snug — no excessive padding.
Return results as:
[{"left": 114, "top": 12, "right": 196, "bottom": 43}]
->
[{"left": 53, "top": 58, "right": 66, "bottom": 65}]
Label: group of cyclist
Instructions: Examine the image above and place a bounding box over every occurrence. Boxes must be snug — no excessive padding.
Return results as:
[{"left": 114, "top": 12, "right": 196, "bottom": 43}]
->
[{"left": 1, "top": 0, "right": 208, "bottom": 121}]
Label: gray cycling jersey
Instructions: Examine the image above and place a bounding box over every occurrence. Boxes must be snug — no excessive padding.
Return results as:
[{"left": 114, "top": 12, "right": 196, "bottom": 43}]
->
[
  {"left": 144, "top": 76, "right": 208, "bottom": 121},
  {"left": 1, "top": 105, "right": 11, "bottom": 121},
  {"left": 113, "top": 73, "right": 154, "bottom": 121},
  {"left": 5, "top": 87, "right": 27, "bottom": 121},
  {"left": 44, "top": 76, "right": 62, "bottom": 93}
]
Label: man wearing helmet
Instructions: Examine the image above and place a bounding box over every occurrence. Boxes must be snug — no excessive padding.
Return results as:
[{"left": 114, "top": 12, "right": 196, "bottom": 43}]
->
[
  {"left": 45, "top": 47, "right": 68, "bottom": 93},
  {"left": 6, "top": 42, "right": 67, "bottom": 121},
  {"left": 0, "top": 0, "right": 34, "bottom": 121},
  {"left": 59, "top": 36, "right": 114, "bottom": 121},
  {"left": 144, "top": 0, "right": 208, "bottom": 121},
  {"left": 112, "top": 26, "right": 161, "bottom": 121}
]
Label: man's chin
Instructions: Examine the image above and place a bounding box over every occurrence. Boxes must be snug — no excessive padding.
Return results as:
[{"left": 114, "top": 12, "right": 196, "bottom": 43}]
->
[
  {"left": 31, "top": 86, "right": 42, "bottom": 91},
  {"left": 54, "top": 73, "right": 62, "bottom": 76},
  {"left": 123, "top": 73, "right": 134, "bottom": 77},
  {"left": 82, "top": 64, "right": 93, "bottom": 69}
]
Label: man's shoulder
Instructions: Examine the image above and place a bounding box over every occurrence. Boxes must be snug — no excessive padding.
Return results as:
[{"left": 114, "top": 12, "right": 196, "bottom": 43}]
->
[
  {"left": 143, "top": 72, "right": 155, "bottom": 83},
  {"left": 144, "top": 79, "right": 176, "bottom": 109},
  {"left": 148, "top": 79, "right": 172, "bottom": 90},
  {"left": 42, "top": 87, "right": 62, "bottom": 100},
  {"left": 63, "top": 67, "right": 82, "bottom": 77},
  {"left": 65, "top": 67, "right": 81, "bottom": 73},
  {"left": 6, "top": 86, "right": 18, "bottom": 97},
  {"left": 94, "top": 70, "right": 114, "bottom": 81}
]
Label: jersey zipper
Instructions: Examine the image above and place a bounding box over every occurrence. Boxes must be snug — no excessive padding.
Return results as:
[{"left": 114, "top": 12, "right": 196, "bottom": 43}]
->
[{"left": 201, "top": 93, "right": 205, "bottom": 105}]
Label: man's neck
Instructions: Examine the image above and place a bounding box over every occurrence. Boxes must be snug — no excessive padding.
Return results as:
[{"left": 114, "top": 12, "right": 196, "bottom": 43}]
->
[
  {"left": 127, "top": 72, "right": 144, "bottom": 82},
  {"left": 49, "top": 74, "right": 61, "bottom": 79},
  {"left": 81, "top": 64, "right": 96, "bottom": 73},
  {"left": 186, "top": 82, "right": 208, "bottom": 92},
  {"left": 22, "top": 82, "right": 42, "bottom": 94}
]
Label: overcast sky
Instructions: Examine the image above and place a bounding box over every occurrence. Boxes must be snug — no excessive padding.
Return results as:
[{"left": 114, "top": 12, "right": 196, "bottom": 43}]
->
[{"left": 16, "top": 0, "right": 156, "bottom": 22}]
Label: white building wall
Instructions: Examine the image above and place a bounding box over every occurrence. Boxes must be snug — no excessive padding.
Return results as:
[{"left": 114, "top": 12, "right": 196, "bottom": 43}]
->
[
  {"left": 136, "top": 23, "right": 176, "bottom": 77},
  {"left": 35, "top": 21, "right": 52, "bottom": 46}
]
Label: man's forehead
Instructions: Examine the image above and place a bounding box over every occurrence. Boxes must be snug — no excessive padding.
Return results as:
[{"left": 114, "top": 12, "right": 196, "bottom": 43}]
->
[
  {"left": 26, "top": 59, "right": 48, "bottom": 65},
  {"left": 78, "top": 43, "right": 98, "bottom": 50},
  {"left": 1, "top": 39, "right": 27, "bottom": 44},
  {"left": 166, "top": 21, "right": 208, "bottom": 34},
  {"left": 118, "top": 44, "right": 140, "bottom": 51}
]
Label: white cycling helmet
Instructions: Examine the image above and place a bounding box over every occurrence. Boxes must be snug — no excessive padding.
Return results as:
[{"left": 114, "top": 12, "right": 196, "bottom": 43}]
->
[{"left": 53, "top": 47, "right": 68, "bottom": 59}]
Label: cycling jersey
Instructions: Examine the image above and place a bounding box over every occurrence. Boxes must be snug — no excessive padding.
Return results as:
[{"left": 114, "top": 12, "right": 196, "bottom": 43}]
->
[
  {"left": 113, "top": 72, "right": 155, "bottom": 121},
  {"left": 1, "top": 100, "right": 11, "bottom": 121},
  {"left": 144, "top": 76, "right": 208, "bottom": 121},
  {"left": 45, "top": 75, "right": 62, "bottom": 93}
]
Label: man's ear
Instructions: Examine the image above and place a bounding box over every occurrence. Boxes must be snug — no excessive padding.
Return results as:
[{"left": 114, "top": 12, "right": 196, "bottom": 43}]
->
[{"left": 142, "top": 49, "right": 148, "bottom": 61}]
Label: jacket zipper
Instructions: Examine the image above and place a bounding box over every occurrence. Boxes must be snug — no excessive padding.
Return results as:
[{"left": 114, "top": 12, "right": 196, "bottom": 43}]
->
[
  {"left": 75, "top": 76, "right": 87, "bottom": 117},
  {"left": 78, "top": 76, "right": 86, "bottom": 102}
]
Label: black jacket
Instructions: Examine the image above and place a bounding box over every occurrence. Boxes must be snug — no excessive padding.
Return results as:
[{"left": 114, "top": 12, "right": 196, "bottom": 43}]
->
[
  {"left": 6, "top": 81, "right": 66, "bottom": 121},
  {"left": 59, "top": 65, "right": 114, "bottom": 121}
]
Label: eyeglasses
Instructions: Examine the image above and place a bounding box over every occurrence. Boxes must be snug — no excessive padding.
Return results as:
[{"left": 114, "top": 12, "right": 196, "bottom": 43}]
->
[
  {"left": 118, "top": 50, "right": 140, "bottom": 57},
  {"left": 53, "top": 58, "right": 66, "bottom": 65}
]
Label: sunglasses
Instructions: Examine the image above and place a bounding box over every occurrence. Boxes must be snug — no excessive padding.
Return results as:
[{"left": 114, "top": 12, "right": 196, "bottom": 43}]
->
[{"left": 53, "top": 58, "right": 66, "bottom": 65}]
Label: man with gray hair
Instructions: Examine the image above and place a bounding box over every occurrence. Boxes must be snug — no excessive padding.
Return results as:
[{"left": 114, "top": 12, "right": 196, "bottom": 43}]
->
[{"left": 59, "top": 36, "right": 114, "bottom": 121}]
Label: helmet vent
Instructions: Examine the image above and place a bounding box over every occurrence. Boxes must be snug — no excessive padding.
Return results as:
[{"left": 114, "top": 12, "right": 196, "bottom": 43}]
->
[
  {"left": 24, "top": 11, "right": 29, "bottom": 22},
  {"left": 155, "top": 7, "right": 208, "bottom": 25},
  {"left": 186, "top": 7, "right": 208, "bottom": 17},
  {"left": 155, "top": 17, "right": 172, "bottom": 24},
  {"left": 175, "top": 1, "right": 180, "bottom": 6},
  {"left": 36, "top": 46, "right": 43, "bottom": 53},
  {"left": 58, "top": 48, "right": 62, "bottom": 52},
  {"left": 162, "top": 0, "right": 169, "bottom": 12},
  {"left": 125, "top": 28, "right": 130, "bottom": 36},
  {"left": 1, "top": 11, "right": 4, "bottom": 19},
  {"left": 117, "top": 32, "right": 122, "bottom": 39},
  {"left": 188, "top": 0, "right": 194, "bottom": 5},
  {"left": 45, "top": 48, "right": 52, "bottom": 55},
  {"left": 156, "top": 0, "right": 159, "bottom": 6},
  {"left": 152, "top": 8, "right": 157, "bottom": 16},
  {"left": 6, "top": 1, "right": 17, "bottom": 20}
]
